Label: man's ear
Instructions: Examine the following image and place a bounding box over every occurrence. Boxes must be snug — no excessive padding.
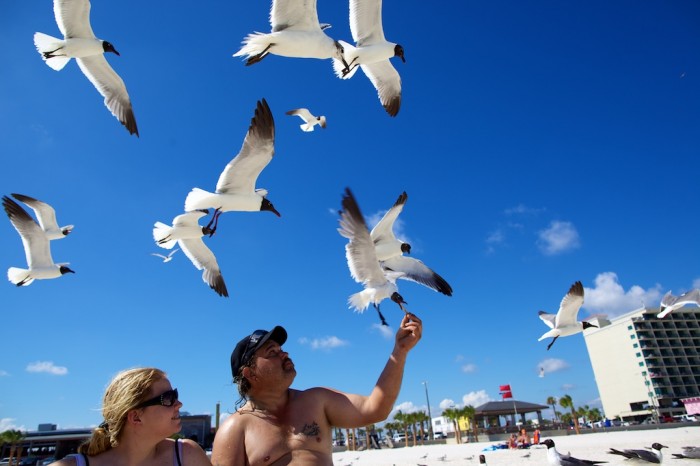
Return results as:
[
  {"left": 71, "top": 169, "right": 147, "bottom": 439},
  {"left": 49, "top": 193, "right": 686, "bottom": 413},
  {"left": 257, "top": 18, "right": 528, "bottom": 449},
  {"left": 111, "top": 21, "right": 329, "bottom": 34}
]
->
[{"left": 241, "top": 366, "right": 253, "bottom": 380}]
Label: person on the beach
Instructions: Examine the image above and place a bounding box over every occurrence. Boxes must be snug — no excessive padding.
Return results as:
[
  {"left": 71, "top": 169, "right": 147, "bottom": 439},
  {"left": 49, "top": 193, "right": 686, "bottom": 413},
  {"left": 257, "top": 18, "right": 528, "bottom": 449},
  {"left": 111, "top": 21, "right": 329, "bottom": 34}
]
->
[
  {"left": 517, "top": 428, "right": 531, "bottom": 448},
  {"left": 532, "top": 427, "right": 541, "bottom": 445},
  {"left": 51, "top": 367, "right": 210, "bottom": 466},
  {"left": 211, "top": 313, "right": 423, "bottom": 466}
]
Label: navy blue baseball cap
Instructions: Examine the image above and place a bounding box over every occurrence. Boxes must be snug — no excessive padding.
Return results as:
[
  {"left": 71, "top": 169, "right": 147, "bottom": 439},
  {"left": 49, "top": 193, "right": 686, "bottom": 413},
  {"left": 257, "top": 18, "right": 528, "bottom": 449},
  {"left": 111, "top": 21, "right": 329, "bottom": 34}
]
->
[{"left": 230, "top": 326, "right": 287, "bottom": 378}]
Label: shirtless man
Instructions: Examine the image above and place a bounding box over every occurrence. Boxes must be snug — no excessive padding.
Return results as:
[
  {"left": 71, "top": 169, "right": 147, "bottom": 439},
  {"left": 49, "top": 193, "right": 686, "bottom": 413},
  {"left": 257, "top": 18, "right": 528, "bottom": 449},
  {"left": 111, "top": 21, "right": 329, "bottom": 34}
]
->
[{"left": 211, "top": 313, "right": 422, "bottom": 465}]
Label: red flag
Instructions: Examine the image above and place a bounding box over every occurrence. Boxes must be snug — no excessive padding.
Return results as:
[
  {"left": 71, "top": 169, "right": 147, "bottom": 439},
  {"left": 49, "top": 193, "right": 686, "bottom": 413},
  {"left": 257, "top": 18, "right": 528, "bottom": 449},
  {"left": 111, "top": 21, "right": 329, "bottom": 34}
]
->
[
  {"left": 499, "top": 384, "right": 511, "bottom": 392},
  {"left": 501, "top": 391, "right": 513, "bottom": 399}
]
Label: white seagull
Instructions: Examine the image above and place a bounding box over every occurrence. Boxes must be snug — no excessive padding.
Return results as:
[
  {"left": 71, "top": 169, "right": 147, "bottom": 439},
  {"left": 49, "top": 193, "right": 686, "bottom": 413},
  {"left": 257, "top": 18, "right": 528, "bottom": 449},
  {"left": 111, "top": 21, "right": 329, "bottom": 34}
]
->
[
  {"left": 332, "top": 0, "right": 405, "bottom": 116},
  {"left": 184, "top": 99, "right": 281, "bottom": 235},
  {"left": 657, "top": 289, "right": 700, "bottom": 318},
  {"left": 370, "top": 191, "right": 452, "bottom": 297},
  {"left": 11, "top": 193, "right": 73, "bottom": 240},
  {"left": 233, "top": 0, "right": 348, "bottom": 68},
  {"left": 34, "top": 0, "right": 138, "bottom": 136},
  {"left": 538, "top": 281, "right": 598, "bottom": 350},
  {"left": 151, "top": 248, "right": 180, "bottom": 263},
  {"left": 608, "top": 443, "right": 667, "bottom": 464},
  {"left": 153, "top": 210, "right": 227, "bottom": 297},
  {"left": 541, "top": 439, "right": 608, "bottom": 466},
  {"left": 286, "top": 108, "right": 327, "bottom": 132},
  {"left": 672, "top": 446, "right": 700, "bottom": 459},
  {"left": 2, "top": 196, "right": 75, "bottom": 287},
  {"left": 338, "top": 188, "right": 407, "bottom": 326}
]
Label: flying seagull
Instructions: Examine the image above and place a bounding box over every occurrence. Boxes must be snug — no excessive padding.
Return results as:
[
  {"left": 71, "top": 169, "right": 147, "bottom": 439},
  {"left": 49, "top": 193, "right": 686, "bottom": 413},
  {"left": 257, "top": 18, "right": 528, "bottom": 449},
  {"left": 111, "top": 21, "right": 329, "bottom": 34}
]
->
[
  {"left": 11, "top": 193, "right": 73, "bottom": 240},
  {"left": 332, "top": 0, "right": 405, "bottom": 116},
  {"left": 184, "top": 99, "right": 281, "bottom": 235},
  {"left": 233, "top": 0, "right": 348, "bottom": 68},
  {"left": 153, "top": 210, "right": 228, "bottom": 297},
  {"left": 34, "top": 0, "right": 138, "bottom": 136},
  {"left": 608, "top": 443, "right": 667, "bottom": 464},
  {"left": 657, "top": 289, "right": 700, "bottom": 318},
  {"left": 540, "top": 439, "right": 608, "bottom": 466},
  {"left": 338, "top": 188, "right": 407, "bottom": 326},
  {"left": 286, "top": 108, "right": 327, "bottom": 132},
  {"left": 370, "top": 191, "right": 452, "bottom": 297},
  {"left": 151, "top": 248, "right": 180, "bottom": 263},
  {"left": 2, "top": 196, "right": 75, "bottom": 286},
  {"left": 538, "top": 281, "right": 598, "bottom": 350}
]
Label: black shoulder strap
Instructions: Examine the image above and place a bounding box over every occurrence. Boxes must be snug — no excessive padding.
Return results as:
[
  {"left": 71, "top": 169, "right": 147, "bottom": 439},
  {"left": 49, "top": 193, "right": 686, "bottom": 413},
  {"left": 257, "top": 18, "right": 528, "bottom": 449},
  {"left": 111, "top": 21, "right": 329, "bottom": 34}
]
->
[
  {"left": 174, "top": 438, "right": 182, "bottom": 466},
  {"left": 82, "top": 453, "right": 90, "bottom": 466}
]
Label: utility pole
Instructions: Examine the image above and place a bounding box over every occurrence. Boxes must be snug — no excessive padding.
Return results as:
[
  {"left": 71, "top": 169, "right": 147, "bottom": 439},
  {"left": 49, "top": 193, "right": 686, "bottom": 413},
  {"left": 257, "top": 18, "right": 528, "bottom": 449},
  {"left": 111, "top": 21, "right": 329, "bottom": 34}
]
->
[{"left": 422, "top": 381, "right": 433, "bottom": 440}]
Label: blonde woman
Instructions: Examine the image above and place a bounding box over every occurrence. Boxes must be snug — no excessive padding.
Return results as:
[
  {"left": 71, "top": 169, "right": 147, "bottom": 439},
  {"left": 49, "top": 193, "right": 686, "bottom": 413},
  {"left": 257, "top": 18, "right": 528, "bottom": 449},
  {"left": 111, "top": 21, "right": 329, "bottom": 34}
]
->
[{"left": 51, "top": 368, "right": 211, "bottom": 466}]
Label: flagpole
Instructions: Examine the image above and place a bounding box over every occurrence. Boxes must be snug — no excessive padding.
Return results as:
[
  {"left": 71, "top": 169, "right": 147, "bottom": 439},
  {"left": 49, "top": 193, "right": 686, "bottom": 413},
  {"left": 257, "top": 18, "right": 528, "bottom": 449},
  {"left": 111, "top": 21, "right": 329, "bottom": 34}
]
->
[{"left": 511, "top": 382, "right": 518, "bottom": 424}]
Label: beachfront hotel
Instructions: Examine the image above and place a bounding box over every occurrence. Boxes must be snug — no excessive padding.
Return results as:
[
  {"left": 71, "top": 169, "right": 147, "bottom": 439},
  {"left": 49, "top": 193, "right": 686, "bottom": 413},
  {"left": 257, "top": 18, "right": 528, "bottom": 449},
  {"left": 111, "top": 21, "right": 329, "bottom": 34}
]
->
[{"left": 583, "top": 306, "right": 700, "bottom": 422}]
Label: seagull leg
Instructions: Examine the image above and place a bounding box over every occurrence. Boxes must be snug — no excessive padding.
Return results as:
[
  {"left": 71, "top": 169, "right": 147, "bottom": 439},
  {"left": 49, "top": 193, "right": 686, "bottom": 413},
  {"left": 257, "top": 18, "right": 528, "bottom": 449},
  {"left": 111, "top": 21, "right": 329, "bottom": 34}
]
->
[
  {"left": 546, "top": 336, "right": 558, "bottom": 351},
  {"left": 342, "top": 58, "right": 359, "bottom": 77},
  {"left": 205, "top": 209, "right": 222, "bottom": 237},
  {"left": 246, "top": 44, "right": 273, "bottom": 66},
  {"left": 373, "top": 303, "right": 388, "bottom": 326}
]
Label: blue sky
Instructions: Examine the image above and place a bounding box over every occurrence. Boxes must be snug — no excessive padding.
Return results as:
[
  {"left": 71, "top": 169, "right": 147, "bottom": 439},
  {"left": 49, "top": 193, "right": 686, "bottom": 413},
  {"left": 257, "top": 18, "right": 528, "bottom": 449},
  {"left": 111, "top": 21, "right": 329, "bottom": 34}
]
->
[{"left": 1, "top": 1, "right": 699, "bottom": 432}]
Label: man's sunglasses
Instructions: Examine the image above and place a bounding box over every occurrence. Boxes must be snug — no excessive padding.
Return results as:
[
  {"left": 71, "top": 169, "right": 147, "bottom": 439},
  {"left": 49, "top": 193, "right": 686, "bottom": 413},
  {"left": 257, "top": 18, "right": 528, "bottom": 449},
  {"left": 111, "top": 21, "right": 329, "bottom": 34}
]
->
[{"left": 135, "top": 388, "right": 179, "bottom": 409}]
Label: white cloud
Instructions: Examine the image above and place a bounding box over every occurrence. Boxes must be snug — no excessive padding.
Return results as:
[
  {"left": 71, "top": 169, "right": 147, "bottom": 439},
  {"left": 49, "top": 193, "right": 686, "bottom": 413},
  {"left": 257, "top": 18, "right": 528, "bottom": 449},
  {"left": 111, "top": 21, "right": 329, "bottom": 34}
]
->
[
  {"left": 583, "top": 272, "right": 663, "bottom": 317},
  {"left": 539, "top": 358, "right": 570, "bottom": 374},
  {"left": 393, "top": 401, "right": 421, "bottom": 414},
  {"left": 561, "top": 384, "right": 576, "bottom": 391},
  {"left": 461, "top": 363, "right": 477, "bottom": 374},
  {"left": 0, "top": 418, "right": 25, "bottom": 432},
  {"left": 537, "top": 221, "right": 580, "bottom": 255},
  {"left": 486, "top": 229, "right": 505, "bottom": 245},
  {"left": 504, "top": 204, "right": 545, "bottom": 216},
  {"left": 298, "top": 336, "right": 348, "bottom": 350},
  {"left": 26, "top": 361, "right": 68, "bottom": 376},
  {"left": 372, "top": 323, "right": 394, "bottom": 339},
  {"left": 462, "top": 390, "right": 492, "bottom": 407},
  {"left": 693, "top": 278, "right": 700, "bottom": 289},
  {"left": 439, "top": 399, "right": 456, "bottom": 410},
  {"left": 0, "top": 370, "right": 9, "bottom": 377}
]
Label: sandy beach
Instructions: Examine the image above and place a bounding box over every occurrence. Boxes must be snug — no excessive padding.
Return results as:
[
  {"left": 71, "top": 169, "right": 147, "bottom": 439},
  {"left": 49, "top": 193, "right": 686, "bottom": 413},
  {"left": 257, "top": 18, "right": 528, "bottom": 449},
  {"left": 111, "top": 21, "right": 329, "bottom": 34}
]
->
[{"left": 332, "top": 426, "right": 700, "bottom": 465}]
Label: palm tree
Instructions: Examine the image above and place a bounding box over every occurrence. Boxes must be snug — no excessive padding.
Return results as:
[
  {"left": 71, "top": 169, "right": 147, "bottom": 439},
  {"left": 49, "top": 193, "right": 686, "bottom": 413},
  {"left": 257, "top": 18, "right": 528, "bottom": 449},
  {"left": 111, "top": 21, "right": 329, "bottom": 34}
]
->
[
  {"left": 415, "top": 411, "right": 429, "bottom": 444},
  {"left": 546, "top": 396, "right": 558, "bottom": 422},
  {"left": 559, "top": 394, "right": 580, "bottom": 434},
  {"left": 442, "top": 408, "right": 462, "bottom": 444},
  {"left": 405, "top": 412, "right": 419, "bottom": 446},
  {"left": 1, "top": 430, "right": 25, "bottom": 466},
  {"left": 393, "top": 411, "right": 409, "bottom": 447},
  {"left": 588, "top": 407, "right": 603, "bottom": 423},
  {"left": 461, "top": 405, "right": 479, "bottom": 443}
]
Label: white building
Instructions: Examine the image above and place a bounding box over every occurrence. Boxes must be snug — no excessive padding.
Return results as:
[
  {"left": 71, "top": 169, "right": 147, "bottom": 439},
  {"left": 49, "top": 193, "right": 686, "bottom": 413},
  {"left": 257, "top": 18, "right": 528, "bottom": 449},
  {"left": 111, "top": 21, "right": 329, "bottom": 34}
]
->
[{"left": 583, "top": 306, "right": 700, "bottom": 421}]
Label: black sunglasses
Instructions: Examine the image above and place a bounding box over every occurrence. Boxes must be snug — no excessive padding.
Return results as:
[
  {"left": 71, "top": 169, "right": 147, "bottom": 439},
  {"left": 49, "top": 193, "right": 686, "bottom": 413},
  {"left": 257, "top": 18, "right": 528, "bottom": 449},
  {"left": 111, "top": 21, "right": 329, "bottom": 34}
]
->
[{"left": 135, "top": 388, "right": 178, "bottom": 409}]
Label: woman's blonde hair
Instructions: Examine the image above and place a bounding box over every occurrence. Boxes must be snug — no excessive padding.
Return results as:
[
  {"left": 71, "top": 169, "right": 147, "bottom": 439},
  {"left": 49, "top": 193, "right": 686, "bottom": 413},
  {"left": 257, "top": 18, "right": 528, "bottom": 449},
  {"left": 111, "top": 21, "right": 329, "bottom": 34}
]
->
[{"left": 78, "top": 367, "right": 166, "bottom": 456}]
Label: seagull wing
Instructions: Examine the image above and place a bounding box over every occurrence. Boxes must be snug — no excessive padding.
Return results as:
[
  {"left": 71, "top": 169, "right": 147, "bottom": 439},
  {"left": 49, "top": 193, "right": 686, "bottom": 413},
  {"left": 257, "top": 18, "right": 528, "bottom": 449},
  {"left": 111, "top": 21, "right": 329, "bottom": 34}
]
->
[
  {"left": 11, "top": 193, "right": 60, "bottom": 233},
  {"left": 172, "top": 210, "right": 208, "bottom": 227},
  {"left": 538, "top": 311, "right": 556, "bottom": 329},
  {"left": 2, "top": 196, "right": 54, "bottom": 268},
  {"left": 660, "top": 290, "right": 675, "bottom": 306},
  {"left": 381, "top": 256, "right": 452, "bottom": 296},
  {"left": 54, "top": 0, "right": 95, "bottom": 38},
  {"left": 338, "top": 188, "right": 387, "bottom": 287},
  {"left": 675, "top": 289, "right": 700, "bottom": 307},
  {"left": 286, "top": 108, "right": 314, "bottom": 124},
  {"left": 370, "top": 191, "right": 406, "bottom": 245},
  {"left": 632, "top": 449, "right": 661, "bottom": 463},
  {"left": 349, "top": 0, "right": 386, "bottom": 45},
  {"left": 215, "top": 99, "right": 275, "bottom": 195},
  {"left": 167, "top": 248, "right": 180, "bottom": 258},
  {"left": 179, "top": 238, "right": 228, "bottom": 297},
  {"left": 360, "top": 61, "right": 401, "bottom": 116},
  {"left": 76, "top": 55, "right": 139, "bottom": 136},
  {"left": 555, "top": 281, "right": 584, "bottom": 328},
  {"left": 271, "top": 0, "right": 322, "bottom": 32}
]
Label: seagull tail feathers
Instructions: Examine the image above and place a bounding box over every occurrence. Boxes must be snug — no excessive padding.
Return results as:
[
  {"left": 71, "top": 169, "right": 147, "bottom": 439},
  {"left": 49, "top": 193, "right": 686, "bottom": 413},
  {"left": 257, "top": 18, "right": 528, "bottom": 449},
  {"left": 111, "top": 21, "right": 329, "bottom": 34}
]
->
[
  {"left": 33, "top": 32, "right": 71, "bottom": 71},
  {"left": 8, "top": 267, "right": 33, "bottom": 286},
  {"left": 184, "top": 188, "right": 214, "bottom": 212},
  {"left": 332, "top": 58, "right": 359, "bottom": 80},
  {"left": 656, "top": 307, "right": 672, "bottom": 319},
  {"left": 153, "top": 222, "right": 177, "bottom": 249},
  {"left": 232, "top": 32, "right": 269, "bottom": 59},
  {"left": 348, "top": 290, "right": 372, "bottom": 313},
  {"left": 300, "top": 123, "right": 314, "bottom": 132}
]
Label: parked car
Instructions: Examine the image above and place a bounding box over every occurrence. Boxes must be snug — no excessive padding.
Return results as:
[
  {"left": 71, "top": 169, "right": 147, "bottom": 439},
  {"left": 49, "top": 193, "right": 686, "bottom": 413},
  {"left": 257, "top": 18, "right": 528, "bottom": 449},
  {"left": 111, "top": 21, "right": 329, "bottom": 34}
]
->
[
  {"left": 0, "top": 458, "right": 12, "bottom": 466},
  {"left": 392, "top": 433, "right": 407, "bottom": 443},
  {"left": 434, "top": 432, "right": 447, "bottom": 439}
]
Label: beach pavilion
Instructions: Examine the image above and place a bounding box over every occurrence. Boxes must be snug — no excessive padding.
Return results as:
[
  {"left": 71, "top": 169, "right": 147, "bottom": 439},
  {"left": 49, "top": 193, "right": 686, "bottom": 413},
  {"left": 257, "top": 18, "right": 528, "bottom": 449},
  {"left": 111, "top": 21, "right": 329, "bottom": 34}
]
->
[{"left": 474, "top": 400, "right": 549, "bottom": 430}]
